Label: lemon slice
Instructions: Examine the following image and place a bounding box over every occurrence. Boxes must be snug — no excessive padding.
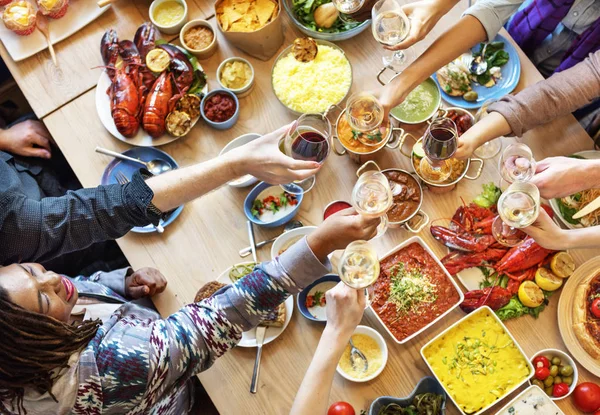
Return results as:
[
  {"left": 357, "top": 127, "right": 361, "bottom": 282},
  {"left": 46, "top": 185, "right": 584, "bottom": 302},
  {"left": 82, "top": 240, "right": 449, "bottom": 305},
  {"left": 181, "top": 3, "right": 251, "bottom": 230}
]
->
[
  {"left": 550, "top": 252, "right": 575, "bottom": 279},
  {"left": 518, "top": 281, "right": 544, "bottom": 308},
  {"left": 535, "top": 268, "right": 563, "bottom": 292},
  {"left": 413, "top": 141, "right": 425, "bottom": 159},
  {"left": 146, "top": 49, "right": 171, "bottom": 73}
]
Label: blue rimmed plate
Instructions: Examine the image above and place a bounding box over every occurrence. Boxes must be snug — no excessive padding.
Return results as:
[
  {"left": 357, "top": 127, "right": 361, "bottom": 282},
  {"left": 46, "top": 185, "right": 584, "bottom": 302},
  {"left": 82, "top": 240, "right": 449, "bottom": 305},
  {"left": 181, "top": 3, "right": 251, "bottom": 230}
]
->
[
  {"left": 100, "top": 147, "right": 183, "bottom": 233},
  {"left": 297, "top": 274, "right": 340, "bottom": 322},
  {"left": 433, "top": 34, "right": 521, "bottom": 109}
]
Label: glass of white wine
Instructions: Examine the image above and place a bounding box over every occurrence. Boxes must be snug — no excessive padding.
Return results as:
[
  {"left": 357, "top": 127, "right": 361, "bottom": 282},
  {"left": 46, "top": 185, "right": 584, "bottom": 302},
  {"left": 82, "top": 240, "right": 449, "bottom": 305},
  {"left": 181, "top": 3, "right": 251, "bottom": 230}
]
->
[
  {"left": 345, "top": 92, "right": 385, "bottom": 140},
  {"left": 332, "top": 0, "right": 365, "bottom": 18},
  {"left": 473, "top": 99, "right": 503, "bottom": 159},
  {"left": 338, "top": 240, "right": 379, "bottom": 307},
  {"left": 499, "top": 143, "right": 536, "bottom": 184},
  {"left": 371, "top": 0, "right": 414, "bottom": 71},
  {"left": 352, "top": 169, "right": 393, "bottom": 237},
  {"left": 492, "top": 181, "right": 540, "bottom": 247}
]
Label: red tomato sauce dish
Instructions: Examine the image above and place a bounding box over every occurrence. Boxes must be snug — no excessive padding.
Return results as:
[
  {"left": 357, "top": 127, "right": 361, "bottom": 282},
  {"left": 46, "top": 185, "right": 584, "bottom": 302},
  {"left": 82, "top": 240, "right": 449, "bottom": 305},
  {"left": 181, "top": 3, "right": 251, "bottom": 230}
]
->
[
  {"left": 372, "top": 242, "right": 462, "bottom": 343},
  {"left": 203, "top": 92, "right": 237, "bottom": 123}
]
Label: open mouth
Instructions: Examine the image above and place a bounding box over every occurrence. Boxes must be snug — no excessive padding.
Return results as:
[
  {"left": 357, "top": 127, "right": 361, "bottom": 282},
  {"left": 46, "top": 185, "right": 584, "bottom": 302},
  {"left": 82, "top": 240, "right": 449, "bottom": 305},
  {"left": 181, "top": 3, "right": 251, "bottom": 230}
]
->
[{"left": 61, "top": 277, "right": 75, "bottom": 302}]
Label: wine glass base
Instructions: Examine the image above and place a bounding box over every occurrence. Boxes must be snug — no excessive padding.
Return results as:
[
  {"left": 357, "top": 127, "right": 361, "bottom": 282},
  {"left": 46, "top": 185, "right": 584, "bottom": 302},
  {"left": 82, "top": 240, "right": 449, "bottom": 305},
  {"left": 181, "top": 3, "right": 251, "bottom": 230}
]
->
[
  {"left": 382, "top": 49, "right": 413, "bottom": 72},
  {"left": 474, "top": 138, "right": 502, "bottom": 159},
  {"left": 281, "top": 176, "right": 315, "bottom": 195},
  {"left": 491, "top": 216, "right": 526, "bottom": 247},
  {"left": 419, "top": 158, "right": 452, "bottom": 184}
]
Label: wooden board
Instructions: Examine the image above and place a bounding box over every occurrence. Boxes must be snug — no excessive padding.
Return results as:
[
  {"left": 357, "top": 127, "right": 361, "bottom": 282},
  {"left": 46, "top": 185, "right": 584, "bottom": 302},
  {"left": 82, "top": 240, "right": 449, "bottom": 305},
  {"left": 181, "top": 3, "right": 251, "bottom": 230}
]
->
[{"left": 558, "top": 256, "right": 600, "bottom": 377}]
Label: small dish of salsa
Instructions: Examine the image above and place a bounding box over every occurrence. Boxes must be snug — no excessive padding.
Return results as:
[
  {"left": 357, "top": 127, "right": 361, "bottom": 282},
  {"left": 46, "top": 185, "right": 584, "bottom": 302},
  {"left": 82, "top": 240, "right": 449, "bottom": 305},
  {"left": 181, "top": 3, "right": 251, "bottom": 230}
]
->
[{"left": 200, "top": 89, "right": 239, "bottom": 130}]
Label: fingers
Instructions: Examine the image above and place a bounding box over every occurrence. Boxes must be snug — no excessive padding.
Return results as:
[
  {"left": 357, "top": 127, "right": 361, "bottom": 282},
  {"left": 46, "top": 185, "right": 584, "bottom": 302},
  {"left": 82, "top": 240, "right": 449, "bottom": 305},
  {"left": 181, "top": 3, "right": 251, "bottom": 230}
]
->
[
  {"left": 286, "top": 167, "right": 322, "bottom": 181},
  {"left": 127, "top": 285, "right": 150, "bottom": 299},
  {"left": 31, "top": 133, "right": 52, "bottom": 153},
  {"left": 30, "top": 121, "right": 52, "bottom": 141},
  {"left": 356, "top": 286, "right": 366, "bottom": 309},
  {"left": 25, "top": 147, "right": 52, "bottom": 159},
  {"left": 534, "top": 157, "right": 552, "bottom": 174},
  {"left": 286, "top": 158, "right": 322, "bottom": 171}
]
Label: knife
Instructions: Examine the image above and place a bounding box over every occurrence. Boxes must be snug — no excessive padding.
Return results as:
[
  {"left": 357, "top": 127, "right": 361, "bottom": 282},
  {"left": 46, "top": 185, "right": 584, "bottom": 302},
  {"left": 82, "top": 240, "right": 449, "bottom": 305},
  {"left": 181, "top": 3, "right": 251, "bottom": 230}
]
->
[
  {"left": 573, "top": 195, "right": 600, "bottom": 220},
  {"left": 250, "top": 325, "right": 267, "bottom": 394},
  {"left": 247, "top": 221, "right": 258, "bottom": 263}
]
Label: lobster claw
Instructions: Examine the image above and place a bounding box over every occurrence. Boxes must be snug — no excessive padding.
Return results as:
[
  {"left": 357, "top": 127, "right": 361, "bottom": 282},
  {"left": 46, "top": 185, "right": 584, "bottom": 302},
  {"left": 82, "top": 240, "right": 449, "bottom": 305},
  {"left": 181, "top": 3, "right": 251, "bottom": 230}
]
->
[
  {"left": 459, "top": 286, "right": 512, "bottom": 313},
  {"left": 134, "top": 22, "right": 158, "bottom": 61},
  {"left": 100, "top": 29, "right": 119, "bottom": 67}
]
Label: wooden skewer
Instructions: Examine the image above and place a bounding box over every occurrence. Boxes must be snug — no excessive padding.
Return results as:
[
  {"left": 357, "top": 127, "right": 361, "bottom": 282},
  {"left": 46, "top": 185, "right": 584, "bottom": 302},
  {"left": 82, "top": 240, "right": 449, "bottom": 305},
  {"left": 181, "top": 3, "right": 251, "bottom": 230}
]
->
[
  {"left": 36, "top": 12, "right": 57, "bottom": 67},
  {"left": 97, "top": 0, "right": 116, "bottom": 7}
]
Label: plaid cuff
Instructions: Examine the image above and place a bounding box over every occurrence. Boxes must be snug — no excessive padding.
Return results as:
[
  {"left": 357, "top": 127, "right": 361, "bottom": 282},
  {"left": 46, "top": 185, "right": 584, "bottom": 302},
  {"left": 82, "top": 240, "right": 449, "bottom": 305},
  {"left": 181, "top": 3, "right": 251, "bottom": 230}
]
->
[{"left": 126, "top": 170, "right": 163, "bottom": 226}]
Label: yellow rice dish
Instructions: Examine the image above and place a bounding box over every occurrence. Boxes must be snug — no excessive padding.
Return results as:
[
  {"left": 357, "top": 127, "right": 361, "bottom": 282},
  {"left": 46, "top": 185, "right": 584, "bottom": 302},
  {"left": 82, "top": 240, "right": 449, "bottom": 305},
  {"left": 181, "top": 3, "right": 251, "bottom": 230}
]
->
[
  {"left": 422, "top": 308, "right": 531, "bottom": 414},
  {"left": 338, "top": 334, "right": 383, "bottom": 379},
  {"left": 272, "top": 45, "right": 351, "bottom": 113}
]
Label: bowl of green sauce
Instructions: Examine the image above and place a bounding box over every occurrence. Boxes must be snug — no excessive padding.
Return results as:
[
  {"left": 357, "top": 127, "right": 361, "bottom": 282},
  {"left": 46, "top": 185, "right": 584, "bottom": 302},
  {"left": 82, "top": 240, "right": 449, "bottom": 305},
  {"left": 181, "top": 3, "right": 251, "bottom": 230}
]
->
[{"left": 391, "top": 77, "right": 441, "bottom": 124}]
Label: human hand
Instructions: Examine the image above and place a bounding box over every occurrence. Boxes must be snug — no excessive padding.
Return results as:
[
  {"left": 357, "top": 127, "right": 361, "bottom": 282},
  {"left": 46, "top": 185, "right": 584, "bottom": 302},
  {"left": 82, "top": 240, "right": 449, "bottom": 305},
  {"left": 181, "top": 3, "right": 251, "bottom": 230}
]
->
[
  {"left": 307, "top": 208, "right": 380, "bottom": 261},
  {"left": 530, "top": 156, "right": 598, "bottom": 199},
  {"left": 0, "top": 120, "right": 52, "bottom": 159},
  {"left": 454, "top": 133, "right": 480, "bottom": 160},
  {"left": 125, "top": 267, "right": 168, "bottom": 299},
  {"left": 522, "top": 209, "right": 569, "bottom": 250},
  {"left": 324, "top": 282, "right": 365, "bottom": 337},
  {"left": 230, "top": 124, "right": 321, "bottom": 185}
]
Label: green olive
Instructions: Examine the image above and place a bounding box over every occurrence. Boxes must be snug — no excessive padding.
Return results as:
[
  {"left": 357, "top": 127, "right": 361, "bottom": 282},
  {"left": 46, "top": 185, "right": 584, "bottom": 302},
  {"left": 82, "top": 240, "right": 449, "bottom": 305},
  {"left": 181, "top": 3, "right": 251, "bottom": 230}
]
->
[
  {"left": 563, "top": 376, "right": 573, "bottom": 386},
  {"left": 560, "top": 365, "right": 574, "bottom": 376},
  {"left": 544, "top": 375, "right": 555, "bottom": 387},
  {"left": 532, "top": 379, "right": 545, "bottom": 389},
  {"left": 545, "top": 386, "right": 554, "bottom": 396},
  {"left": 554, "top": 376, "right": 562, "bottom": 385},
  {"left": 463, "top": 91, "right": 478, "bottom": 102},
  {"left": 550, "top": 365, "right": 559, "bottom": 377},
  {"left": 551, "top": 357, "right": 561, "bottom": 366}
]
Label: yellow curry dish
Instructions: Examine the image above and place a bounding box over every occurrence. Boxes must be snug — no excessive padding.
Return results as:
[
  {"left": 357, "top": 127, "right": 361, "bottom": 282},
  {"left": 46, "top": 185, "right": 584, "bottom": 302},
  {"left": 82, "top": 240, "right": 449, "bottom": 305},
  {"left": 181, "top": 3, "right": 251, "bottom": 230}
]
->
[{"left": 422, "top": 307, "right": 533, "bottom": 415}]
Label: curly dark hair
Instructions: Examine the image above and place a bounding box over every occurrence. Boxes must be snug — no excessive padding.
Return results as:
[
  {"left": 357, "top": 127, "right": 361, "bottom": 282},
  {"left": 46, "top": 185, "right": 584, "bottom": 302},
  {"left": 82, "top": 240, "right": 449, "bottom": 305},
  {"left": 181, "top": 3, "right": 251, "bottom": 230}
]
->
[{"left": 0, "top": 286, "right": 101, "bottom": 414}]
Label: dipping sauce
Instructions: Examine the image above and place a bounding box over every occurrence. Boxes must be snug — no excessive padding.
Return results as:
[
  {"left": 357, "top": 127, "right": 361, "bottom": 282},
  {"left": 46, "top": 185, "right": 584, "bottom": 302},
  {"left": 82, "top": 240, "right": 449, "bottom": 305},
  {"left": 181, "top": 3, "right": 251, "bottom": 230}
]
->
[
  {"left": 220, "top": 60, "right": 252, "bottom": 90},
  {"left": 323, "top": 200, "right": 352, "bottom": 220},
  {"left": 183, "top": 26, "right": 214, "bottom": 50},
  {"left": 382, "top": 170, "right": 421, "bottom": 223},
  {"left": 337, "top": 114, "right": 388, "bottom": 154},
  {"left": 497, "top": 386, "right": 564, "bottom": 415},
  {"left": 203, "top": 93, "right": 236, "bottom": 123},
  {"left": 338, "top": 334, "right": 383, "bottom": 379},
  {"left": 391, "top": 78, "right": 439, "bottom": 123},
  {"left": 153, "top": 1, "right": 185, "bottom": 26}
]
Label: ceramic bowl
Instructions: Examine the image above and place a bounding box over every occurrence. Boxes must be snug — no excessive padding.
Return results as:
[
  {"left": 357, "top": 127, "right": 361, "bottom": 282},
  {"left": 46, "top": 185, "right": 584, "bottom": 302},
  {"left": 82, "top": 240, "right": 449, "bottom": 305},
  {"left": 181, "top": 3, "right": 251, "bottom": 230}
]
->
[
  {"left": 217, "top": 57, "right": 255, "bottom": 97},
  {"left": 200, "top": 89, "right": 239, "bottom": 130},
  {"left": 244, "top": 182, "right": 303, "bottom": 228},
  {"left": 149, "top": 0, "right": 188, "bottom": 35},
  {"left": 180, "top": 19, "right": 218, "bottom": 59},
  {"left": 528, "top": 348, "right": 579, "bottom": 400},
  {"left": 219, "top": 133, "right": 261, "bottom": 188},
  {"left": 369, "top": 377, "right": 447, "bottom": 414},
  {"left": 271, "top": 226, "right": 316, "bottom": 259},
  {"left": 336, "top": 325, "right": 388, "bottom": 382},
  {"left": 297, "top": 274, "right": 340, "bottom": 323}
]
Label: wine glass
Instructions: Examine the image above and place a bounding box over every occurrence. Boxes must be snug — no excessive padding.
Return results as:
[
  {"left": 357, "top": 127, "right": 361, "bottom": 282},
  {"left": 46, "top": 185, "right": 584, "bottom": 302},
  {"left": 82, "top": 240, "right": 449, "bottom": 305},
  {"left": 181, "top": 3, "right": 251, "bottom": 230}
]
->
[
  {"left": 419, "top": 117, "right": 458, "bottom": 184},
  {"left": 473, "top": 99, "right": 503, "bottom": 159},
  {"left": 338, "top": 240, "right": 379, "bottom": 307},
  {"left": 498, "top": 143, "right": 536, "bottom": 184},
  {"left": 332, "top": 0, "right": 365, "bottom": 21},
  {"left": 371, "top": 0, "right": 414, "bottom": 72},
  {"left": 492, "top": 181, "right": 540, "bottom": 247},
  {"left": 280, "top": 113, "right": 331, "bottom": 195},
  {"left": 345, "top": 92, "right": 385, "bottom": 141},
  {"left": 352, "top": 169, "right": 393, "bottom": 237}
]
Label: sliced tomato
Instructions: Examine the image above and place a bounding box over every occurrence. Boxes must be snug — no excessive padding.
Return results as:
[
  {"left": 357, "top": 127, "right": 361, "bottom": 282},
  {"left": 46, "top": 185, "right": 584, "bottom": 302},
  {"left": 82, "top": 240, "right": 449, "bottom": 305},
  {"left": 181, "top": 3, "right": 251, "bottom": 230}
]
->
[{"left": 591, "top": 298, "right": 600, "bottom": 319}]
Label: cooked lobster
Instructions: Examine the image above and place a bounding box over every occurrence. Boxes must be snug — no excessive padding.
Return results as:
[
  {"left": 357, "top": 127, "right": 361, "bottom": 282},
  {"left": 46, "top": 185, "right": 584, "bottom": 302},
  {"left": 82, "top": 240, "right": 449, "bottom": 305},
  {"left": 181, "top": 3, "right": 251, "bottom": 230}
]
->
[
  {"left": 157, "top": 43, "right": 194, "bottom": 94},
  {"left": 460, "top": 286, "right": 512, "bottom": 313},
  {"left": 143, "top": 71, "right": 173, "bottom": 138},
  {"left": 108, "top": 66, "right": 141, "bottom": 138}
]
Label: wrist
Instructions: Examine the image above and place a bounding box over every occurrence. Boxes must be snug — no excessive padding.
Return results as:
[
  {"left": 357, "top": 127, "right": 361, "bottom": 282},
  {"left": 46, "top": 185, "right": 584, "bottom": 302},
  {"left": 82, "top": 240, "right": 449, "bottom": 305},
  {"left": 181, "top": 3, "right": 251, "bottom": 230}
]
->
[
  {"left": 222, "top": 147, "right": 248, "bottom": 178},
  {"left": 307, "top": 232, "right": 335, "bottom": 263},
  {"left": 323, "top": 325, "right": 353, "bottom": 348},
  {"left": 436, "top": 0, "right": 457, "bottom": 15},
  {"left": 0, "top": 129, "right": 10, "bottom": 152}
]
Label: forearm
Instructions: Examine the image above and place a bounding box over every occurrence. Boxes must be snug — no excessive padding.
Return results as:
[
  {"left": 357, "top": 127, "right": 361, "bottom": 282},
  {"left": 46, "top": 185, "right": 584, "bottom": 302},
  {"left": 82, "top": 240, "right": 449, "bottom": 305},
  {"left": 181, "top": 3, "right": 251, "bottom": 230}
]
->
[
  {"left": 563, "top": 227, "right": 600, "bottom": 250},
  {"left": 460, "top": 111, "right": 512, "bottom": 147},
  {"left": 290, "top": 327, "right": 350, "bottom": 415}
]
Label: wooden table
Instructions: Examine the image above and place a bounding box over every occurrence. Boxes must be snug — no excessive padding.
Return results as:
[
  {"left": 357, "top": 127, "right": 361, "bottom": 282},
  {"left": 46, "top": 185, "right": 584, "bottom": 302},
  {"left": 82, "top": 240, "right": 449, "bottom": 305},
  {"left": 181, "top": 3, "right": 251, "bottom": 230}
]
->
[{"left": 13, "top": 1, "right": 600, "bottom": 414}]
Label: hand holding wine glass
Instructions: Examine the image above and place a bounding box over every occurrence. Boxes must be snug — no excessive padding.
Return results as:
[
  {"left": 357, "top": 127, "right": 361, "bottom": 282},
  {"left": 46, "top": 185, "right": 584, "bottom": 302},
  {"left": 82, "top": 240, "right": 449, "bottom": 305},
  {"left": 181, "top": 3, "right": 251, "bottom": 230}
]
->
[
  {"left": 492, "top": 181, "right": 540, "bottom": 247},
  {"left": 419, "top": 117, "right": 458, "bottom": 183},
  {"left": 499, "top": 143, "right": 536, "bottom": 184},
  {"left": 352, "top": 169, "right": 393, "bottom": 237},
  {"left": 371, "top": 0, "right": 415, "bottom": 71}
]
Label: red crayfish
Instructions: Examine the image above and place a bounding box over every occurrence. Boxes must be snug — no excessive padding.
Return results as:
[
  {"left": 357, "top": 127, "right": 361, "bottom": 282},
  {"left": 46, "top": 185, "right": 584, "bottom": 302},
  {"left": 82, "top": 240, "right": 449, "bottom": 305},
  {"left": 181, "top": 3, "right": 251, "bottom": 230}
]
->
[{"left": 460, "top": 286, "right": 513, "bottom": 313}]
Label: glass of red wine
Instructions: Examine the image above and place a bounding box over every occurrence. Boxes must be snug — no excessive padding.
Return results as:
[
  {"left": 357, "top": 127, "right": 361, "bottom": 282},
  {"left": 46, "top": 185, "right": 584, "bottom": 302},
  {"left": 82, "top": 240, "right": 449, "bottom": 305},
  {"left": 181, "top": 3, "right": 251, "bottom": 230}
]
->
[
  {"left": 419, "top": 117, "right": 458, "bottom": 184},
  {"left": 280, "top": 113, "right": 331, "bottom": 195}
]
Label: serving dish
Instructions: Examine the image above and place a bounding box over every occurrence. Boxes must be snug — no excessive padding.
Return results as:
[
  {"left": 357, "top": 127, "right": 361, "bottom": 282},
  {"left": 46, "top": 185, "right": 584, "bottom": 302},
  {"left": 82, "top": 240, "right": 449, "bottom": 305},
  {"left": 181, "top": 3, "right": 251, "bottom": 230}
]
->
[
  {"left": 180, "top": 19, "right": 218, "bottom": 59},
  {"left": 100, "top": 147, "right": 183, "bottom": 233},
  {"left": 244, "top": 182, "right": 303, "bottom": 228},
  {"left": 271, "top": 226, "right": 317, "bottom": 259},
  {"left": 494, "top": 385, "right": 565, "bottom": 415},
  {"left": 200, "top": 89, "right": 239, "bottom": 130},
  {"left": 323, "top": 200, "right": 352, "bottom": 220},
  {"left": 217, "top": 262, "right": 293, "bottom": 347},
  {"left": 528, "top": 348, "right": 578, "bottom": 400},
  {"left": 336, "top": 325, "right": 388, "bottom": 382},
  {"left": 421, "top": 306, "right": 534, "bottom": 415},
  {"left": 219, "top": 133, "right": 261, "bottom": 188},
  {"left": 368, "top": 376, "right": 447, "bottom": 415},
  {"left": 297, "top": 274, "right": 340, "bottom": 322},
  {"left": 378, "top": 75, "right": 442, "bottom": 125},
  {"left": 381, "top": 168, "right": 429, "bottom": 232},
  {"left": 216, "top": 57, "right": 255, "bottom": 97},
  {"left": 432, "top": 34, "right": 521, "bottom": 109},
  {"left": 0, "top": 1, "right": 110, "bottom": 62},
  {"left": 370, "top": 235, "right": 464, "bottom": 344},
  {"left": 149, "top": 0, "right": 188, "bottom": 35}
]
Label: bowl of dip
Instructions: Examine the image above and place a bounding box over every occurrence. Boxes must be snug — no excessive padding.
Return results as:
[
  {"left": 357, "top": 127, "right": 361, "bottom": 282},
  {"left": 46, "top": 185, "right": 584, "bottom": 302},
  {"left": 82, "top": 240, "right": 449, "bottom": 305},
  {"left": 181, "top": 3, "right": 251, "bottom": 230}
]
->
[
  {"left": 390, "top": 77, "right": 441, "bottom": 124},
  {"left": 323, "top": 200, "right": 352, "bottom": 220},
  {"left": 180, "top": 19, "right": 217, "bottom": 59},
  {"left": 297, "top": 274, "right": 340, "bottom": 322},
  {"left": 217, "top": 57, "right": 255, "bottom": 97},
  {"left": 219, "top": 133, "right": 261, "bottom": 188},
  {"left": 149, "top": 0, "right": 188, "bottom": 35},
  {"left": 200, "top": 89, "right": 239, "bottom": 130},
  {"left": 244, "top": 182, "right": 303, "bottom": 228},
  {"left": 271, "top": 226, "right": 317, "bottom": 260},
  {"left": 336, "top": 325, "right": 388, "bottom": 382}
]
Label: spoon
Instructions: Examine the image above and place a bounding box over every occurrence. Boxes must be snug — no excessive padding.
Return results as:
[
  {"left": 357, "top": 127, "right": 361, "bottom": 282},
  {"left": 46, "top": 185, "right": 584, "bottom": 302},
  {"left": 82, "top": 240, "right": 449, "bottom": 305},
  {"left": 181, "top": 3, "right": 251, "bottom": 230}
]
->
[
  {"left": 470, "top": 43, "right": 488, "bottom": 76},
  {"left": 36, "top": 12, "right": 57, "bottom": 67},
  {"left": 349, "top": 338, "right": 368, "bottom": 373},
  {"left": 95, "top": 147, "right": 172, "bottom": 175},
  {"left": 239, "top": 220, "right": 304, "bottom": 257}
]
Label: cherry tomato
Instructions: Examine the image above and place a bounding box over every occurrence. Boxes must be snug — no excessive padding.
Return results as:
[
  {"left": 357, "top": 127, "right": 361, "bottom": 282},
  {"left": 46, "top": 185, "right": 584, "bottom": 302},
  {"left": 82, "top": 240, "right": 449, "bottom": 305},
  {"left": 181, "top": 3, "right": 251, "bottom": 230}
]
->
[
  {"left": 533, "top": 356, "right": 550, "bottom": 369},
  {"left": 328, "top": 402, "right": 355, "bottom": 415},
  {"left": 573, "top": 383, "right": 600, "bottom": 412},
  {"left": 591, "top": 298, "right": 600, "bottom": 319},
  {"left": 553, "top": 383, "right": 570, "bottom": 398},
  {"left": 535, "top": 366, "right": 551, "bottom": 380}
]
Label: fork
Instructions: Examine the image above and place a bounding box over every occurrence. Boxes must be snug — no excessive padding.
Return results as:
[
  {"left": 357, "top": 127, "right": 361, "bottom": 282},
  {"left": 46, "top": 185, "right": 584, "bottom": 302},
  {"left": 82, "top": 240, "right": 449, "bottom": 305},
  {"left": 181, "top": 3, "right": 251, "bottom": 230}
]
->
[{"left": 115, "top": 172, "right": 164, "bottom": 234}]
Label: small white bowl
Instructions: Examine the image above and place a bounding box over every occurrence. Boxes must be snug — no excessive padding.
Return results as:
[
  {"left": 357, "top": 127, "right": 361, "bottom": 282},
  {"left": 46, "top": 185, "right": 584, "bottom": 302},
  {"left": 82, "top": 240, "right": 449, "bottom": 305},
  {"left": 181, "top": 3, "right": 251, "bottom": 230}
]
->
[
  {"left": 528, "top": 348, "right": 578, "bottom": 400},
  {"left": 271, "top": 226, "right": 317, "bottom": 259},
  {"left": 180, "top": 19, "right": 218, "bottom": 59},
  {"left": 149, "top": 0, "right": 188, "bottom": 35},
  {"left": 336, "top": 325, "right": 388, "bottom": 383},
  {"left": 216, "top": 57, "right": 255, "bottom": 97},
  {"left": 219, "top": 133, "right": 261, "bottom": 188}
]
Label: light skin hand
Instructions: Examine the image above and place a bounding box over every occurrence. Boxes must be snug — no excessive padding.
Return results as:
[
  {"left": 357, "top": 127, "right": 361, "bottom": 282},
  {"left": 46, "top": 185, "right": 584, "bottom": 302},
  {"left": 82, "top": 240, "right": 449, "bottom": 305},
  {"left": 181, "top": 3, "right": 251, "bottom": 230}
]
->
[
  {"left": 125, "top": 267, "right": 168, "bottom": 299},
  {"left": 530, "top": 157, "right": 600, "bottom": 199},
  {"left": 455, "top": 111, "right": 512, "bottom": 159},
  {"left": 0, "top": 120, "right": 53, "bottom": 159},
  {"left": 522, "top": 209, "right": 569, "bottom": 250}
]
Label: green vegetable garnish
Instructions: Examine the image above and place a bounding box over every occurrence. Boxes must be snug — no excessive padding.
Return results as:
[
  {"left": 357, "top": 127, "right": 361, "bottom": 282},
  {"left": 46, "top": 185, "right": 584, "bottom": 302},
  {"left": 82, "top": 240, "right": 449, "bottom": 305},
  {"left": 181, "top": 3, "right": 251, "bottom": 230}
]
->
[
  {"left": 473, "top": 182, "right": 501, "bottom": 208},
  {"left": 495, "top": 291, "right": 553, "bottom": 321}
]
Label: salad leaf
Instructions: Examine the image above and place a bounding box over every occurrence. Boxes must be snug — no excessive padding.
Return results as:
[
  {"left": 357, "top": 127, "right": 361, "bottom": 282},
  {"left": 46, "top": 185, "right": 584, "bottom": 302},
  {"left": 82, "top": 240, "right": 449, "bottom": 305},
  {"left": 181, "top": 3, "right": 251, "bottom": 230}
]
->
[
  {"left": 473, "top": 182, "right": 501, "bottom": 208},
  {"left": 489, "top": 50, "right": 510, "bottom": 67},
  {"left": 292, "top": 0, "right": 360, "bottom": 33},
  {"left": 496, "top": 291, "right": 553, "bottom": 321},
  {"left": 557, "top": 198, "right": 580, "bottom": 225}
]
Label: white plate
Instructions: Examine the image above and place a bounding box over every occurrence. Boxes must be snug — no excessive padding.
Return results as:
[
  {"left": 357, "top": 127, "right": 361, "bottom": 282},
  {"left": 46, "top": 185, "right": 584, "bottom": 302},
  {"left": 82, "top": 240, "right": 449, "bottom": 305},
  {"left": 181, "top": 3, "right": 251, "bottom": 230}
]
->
[
  {"left": 217, "top": 263, "right": 293, "bottom": 348},
  {"left": 494, "top": 385, "right": 564, "bottom": 415},
  {"left": 270, "top": 226, "right": 317, "bottom": 260},
  {"left": 0, "top": 3, "right": 110, "bottom": 62}
]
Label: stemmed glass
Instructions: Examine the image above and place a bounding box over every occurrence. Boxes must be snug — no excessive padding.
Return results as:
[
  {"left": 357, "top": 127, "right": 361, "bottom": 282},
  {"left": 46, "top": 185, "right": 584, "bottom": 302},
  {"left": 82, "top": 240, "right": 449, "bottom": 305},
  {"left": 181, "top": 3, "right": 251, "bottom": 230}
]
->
[
  {"left": 332, "top": 0, "right": 365, "bottom": 21},
  {"left": 338, "top": 240, "right": 379, "bottom": 307},
  {"left": 473, "top": 99, "right": 503, "bottom": 159},
  {"left": 419, "top": 117, "right": 458, "bottom": 184},
  {"left": 492, "top": 181, "right": 540, "bottom": 247},
  {"left": 280, "top": 113, "right": 331, "bottom": 195},
  {"left": 345, "top": 92, "right": 386, "bottom": 146},
  {"left": 499, "top": 143, "right": 536, "bottom": 184},
  {"left": 371, "top": 0, "right": 414, "bottom": 71},
  {"left": 352, "top": 169, "right": 393, "bottom": 237}
]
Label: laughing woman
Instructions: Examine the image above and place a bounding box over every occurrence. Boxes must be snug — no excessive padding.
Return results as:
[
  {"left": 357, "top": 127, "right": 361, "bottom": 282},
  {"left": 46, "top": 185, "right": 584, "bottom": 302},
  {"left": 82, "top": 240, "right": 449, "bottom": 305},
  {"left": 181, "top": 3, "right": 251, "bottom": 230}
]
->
[{"left": 0, "top": 210, "right": 378, "bottom": 415}]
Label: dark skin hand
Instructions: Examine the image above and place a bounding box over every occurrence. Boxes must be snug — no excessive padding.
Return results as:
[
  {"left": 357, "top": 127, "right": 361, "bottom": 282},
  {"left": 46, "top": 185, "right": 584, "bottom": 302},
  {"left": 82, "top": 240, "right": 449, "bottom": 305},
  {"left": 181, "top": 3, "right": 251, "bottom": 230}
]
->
[{"left": 125, "top": 267, "right": 168, "bottom": 299}]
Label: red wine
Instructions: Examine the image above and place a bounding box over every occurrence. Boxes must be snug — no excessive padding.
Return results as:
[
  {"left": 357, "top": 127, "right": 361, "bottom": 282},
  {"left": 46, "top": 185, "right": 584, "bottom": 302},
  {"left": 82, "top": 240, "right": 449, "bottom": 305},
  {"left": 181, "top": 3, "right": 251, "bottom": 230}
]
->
[
  {"left": 291, "top": 129, "right": 330, "bottom": 163},
  {"left": 424, "top": 127, "right": 457, "bottom": 160}
]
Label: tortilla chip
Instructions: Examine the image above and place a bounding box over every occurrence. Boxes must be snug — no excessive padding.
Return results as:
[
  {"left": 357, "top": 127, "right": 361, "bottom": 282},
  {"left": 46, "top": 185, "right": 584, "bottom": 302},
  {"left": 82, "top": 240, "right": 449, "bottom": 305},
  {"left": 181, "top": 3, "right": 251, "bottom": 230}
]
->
[
  {"left": 255, "top": 0, "right": 275, "bottom": 26},
  {"left": 217, "top": 0, "right": 277, "bottom": 32}
]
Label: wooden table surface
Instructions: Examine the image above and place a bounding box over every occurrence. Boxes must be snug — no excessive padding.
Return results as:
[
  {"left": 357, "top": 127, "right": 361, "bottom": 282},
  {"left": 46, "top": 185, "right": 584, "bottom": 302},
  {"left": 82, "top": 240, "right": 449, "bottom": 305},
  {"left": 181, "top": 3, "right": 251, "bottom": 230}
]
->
[{"left": 7, "top": 0, "right": 598, "bottom": 414}]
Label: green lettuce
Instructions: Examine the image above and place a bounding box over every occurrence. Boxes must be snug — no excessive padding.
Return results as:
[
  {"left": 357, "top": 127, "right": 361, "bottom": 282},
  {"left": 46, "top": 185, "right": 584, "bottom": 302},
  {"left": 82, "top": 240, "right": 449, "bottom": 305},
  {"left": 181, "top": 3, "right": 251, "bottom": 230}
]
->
[
  {"left": 474, "top": 182, "right": 501, "bottom": 208},
  {"left": 496, "top": 292, "right": 553, "bottom": 321}
]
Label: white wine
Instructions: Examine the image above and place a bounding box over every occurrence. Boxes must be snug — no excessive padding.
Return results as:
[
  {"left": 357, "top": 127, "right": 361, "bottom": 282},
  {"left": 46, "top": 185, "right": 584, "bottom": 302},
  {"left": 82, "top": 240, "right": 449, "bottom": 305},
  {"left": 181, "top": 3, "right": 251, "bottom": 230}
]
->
[
  {"left": 352, "top": 171, "right": 392, "bottom": 217},
  {"left": 339, "top": 241, "right": 380, "bottom": 289},
  {"left": 498, "top": 182, "right": 540, "bottom": 228},
  {"left": 332, "top": 0, "right": 363, "bottom": 14},
  {"left": 372, "top": 11, "right": 409, "bottom": 47},
  {"left": 346, "top": 93, "right": 384, "bottom": 133}
]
